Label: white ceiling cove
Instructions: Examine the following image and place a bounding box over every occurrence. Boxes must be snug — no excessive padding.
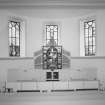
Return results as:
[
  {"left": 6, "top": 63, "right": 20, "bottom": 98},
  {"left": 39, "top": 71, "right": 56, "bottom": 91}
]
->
[{"left": 0, "top": 0, "right": 105, "bottom": 9}]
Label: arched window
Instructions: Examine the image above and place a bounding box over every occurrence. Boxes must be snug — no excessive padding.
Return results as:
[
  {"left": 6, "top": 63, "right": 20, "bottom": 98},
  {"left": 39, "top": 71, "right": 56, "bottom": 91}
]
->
[
  {"left": 42, "top": 24, "right": 62, "bottom": 70},
  {"left": 46, "top": 25, "right": 58, "bottom": 46},
  {"left": 8, "top": 17, "right": 25, "bottom": 57},
  {"left": 84, "top": 20, "right": 96, "bottom": 56},
  {"left": 9, "top": 21, "right": 20, "bottom": 56},
  {"left": 80, "top": 17, "right": 96, "bottom": 56}
]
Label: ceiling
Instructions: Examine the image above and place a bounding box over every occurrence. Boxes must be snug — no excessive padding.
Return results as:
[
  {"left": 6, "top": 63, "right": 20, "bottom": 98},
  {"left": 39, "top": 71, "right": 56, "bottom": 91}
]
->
[
  {"left": 9, "top": 9, "right": 98, "bottom": 19},
  {"left": 0, "top": 0, "right": 105, "bottom": 9},
  {"left": 0, "top": 0, "right": 104, "bottom": 18}
]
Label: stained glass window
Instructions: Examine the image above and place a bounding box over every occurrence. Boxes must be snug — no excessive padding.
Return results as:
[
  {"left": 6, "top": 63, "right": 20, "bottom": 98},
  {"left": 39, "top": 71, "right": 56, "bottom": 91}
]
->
[
  {"left": 42, "top": 46, "right": 62, "bottom": 70},
  {"left": 84, "top": 20, "right": 96, "bottom": 56},
  {"left": 46, "top": 25, "right": 58, "bottom": 46},
  {"left": 42, "top": 24, "right": 62, "bottom": 70},
  {"left": 9, "top": 21, "right": 20, "bottom": 57}
]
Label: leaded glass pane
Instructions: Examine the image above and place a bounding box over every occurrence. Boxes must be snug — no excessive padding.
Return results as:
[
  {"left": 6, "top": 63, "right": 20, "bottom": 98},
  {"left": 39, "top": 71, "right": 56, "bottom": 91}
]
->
[
  {"left": 88, "top": 21, "right": 92, "bottom": 26},
  {"left": 43, "top": 46, "right": 62, "bottom": 70},
  {"left": 93, "top": 28, "right": 96, "bottom": 35},
  {"left": 11, "top": 22, "right": 15, "bottom": 27},
  {"left": 89, "top": 46, "right": 92, "bottom": 51},
  {"left": 57, "top": 47, "right": 61, "bottom": 53},
  {"left": 9, "top": 28, "right": 12, "bottom": 37},
  {"left": 89, "top": 27, "right": 92, "bottom": 36},
  {"left": 54, "top": 40, "right": 57, "bottom": 45},
  {"left": 46, "top": 40, "right": 50, "bottom": 45},
  {"left": 12, "top": 38, "right": 15, "bottom": 45},
  {"left": 50, "top": 26, "right": 54, "bottom": 29},
  {"left": 12, "top": 27, "right": 15, "bottom": 37},
  {"left": 85, "top": 23, "right": 88, "bottom": 28},
  {"left": 54, "top": 32, "right": 57, "bottom": 39},
  {"left": 9, "top": 21, "right": 20, "bottom": 57},
  {"left": 46, "top": 25, "right": 58, "bottom": 46},
  {"left": 16, "top": 31, "right": 19, "bottom": 38},
  {"left": 84, "top": 20, "right": 96, "bottom": 56},
  {"left": 89, "top": 37, "right": 92, "bottom": 45},
  {"left": 54, "top": 26, "right": 57, "bottom": 31},
  {"left": 16, "top": 38, "right": 19, "bottom": 46},
  {"left": 85, "top": 29, "right": 88, "bottom": 37},
  {"left": 47, "top": 32, "right": 50, "bottom": 39},
  {"left": 16, "top": 23, "right": 19, "bottom": 29},
  {"left": 9, "top": 22, "right": 12, "bottom": 28},
  {"left": 51, "top": 31, "right": 53, "bottom": 37},
  {"left": 47, "top": 26, "right": 50, "bottom": 31},
  {"left": 92, "top": 21, "right": 95, "bottom": 27},
  {"left": 93, "top": 47, "right": 96, "bottom": 55},
  {"left": 93, "top": 37, "right": 95, "bottom": 45}
]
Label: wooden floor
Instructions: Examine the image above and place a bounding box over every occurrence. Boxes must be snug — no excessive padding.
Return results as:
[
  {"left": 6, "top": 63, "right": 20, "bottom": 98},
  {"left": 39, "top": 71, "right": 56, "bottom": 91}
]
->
[{"left": 0, "top": 90, "right": 105, "bottom": 105}]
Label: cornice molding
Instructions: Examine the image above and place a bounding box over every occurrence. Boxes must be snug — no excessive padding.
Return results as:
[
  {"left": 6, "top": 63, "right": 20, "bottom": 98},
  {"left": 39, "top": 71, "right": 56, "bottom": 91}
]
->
[
  {"left": 0, "top": 1, "right": 105, "bottom": 9},
  {"left": 0, "top": 56, "right": 105, "bottom": 60},
  {"left": 0, "top": 57, "right": 33, "bottom": 60},
  {"left": 71, "top": 56, "right": 105, "bottom": 59}
]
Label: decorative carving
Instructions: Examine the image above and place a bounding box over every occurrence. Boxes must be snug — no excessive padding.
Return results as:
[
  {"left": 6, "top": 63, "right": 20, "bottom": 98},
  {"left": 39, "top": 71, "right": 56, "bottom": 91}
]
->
[
  {"left": 34, "top": 48, "right": 70, "bottom": 70},
  {"left": 42, "top": 46, "right": 62, "bottom": 70},
  {"left": 34, "top": 25, "right": 70, "bottom": 70}
]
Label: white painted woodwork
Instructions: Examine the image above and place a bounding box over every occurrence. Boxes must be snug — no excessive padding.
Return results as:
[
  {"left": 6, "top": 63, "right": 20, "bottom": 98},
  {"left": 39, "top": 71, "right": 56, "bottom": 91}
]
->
[{"left": 6, "top": 81, "right": 99, "bottom": 92}]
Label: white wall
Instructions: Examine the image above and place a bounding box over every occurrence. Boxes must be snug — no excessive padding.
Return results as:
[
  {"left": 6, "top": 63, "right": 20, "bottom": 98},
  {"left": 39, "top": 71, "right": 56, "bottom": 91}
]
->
[
  {"left": 0, "top": 9, "right": 105, "bottom": 90},
  {"left": 0, "top": 11, "right": 9, "bottom": 57},
  {"left": 20, "top": 9, "right": 105, "bottom": 57},
  {"left": 0, "top": 57, "right": 104, "bottom": 89},
  {"left": 96, "top": 11, "right": 105, "bottom": 56},
  {"left": 0, "top": 9, "right": 105, "bottom": 57},
  {"left": 11, "top": 9, "right": 105, "bottom": 57},
  {"left": 26, "top": 17, "right": 43, "bottom": 56},
  {"left": 0, "top": 10, "right": 26, "bottom": 57},
  {"left": 26, "top": 17, "right": 80, "bottom": 57}
]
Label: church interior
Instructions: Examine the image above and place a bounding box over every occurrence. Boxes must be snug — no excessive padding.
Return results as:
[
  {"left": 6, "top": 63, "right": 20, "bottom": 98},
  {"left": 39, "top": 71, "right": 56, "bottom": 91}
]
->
[{"left": 0, "top": 0, "right": 105, "bottom": 105}]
